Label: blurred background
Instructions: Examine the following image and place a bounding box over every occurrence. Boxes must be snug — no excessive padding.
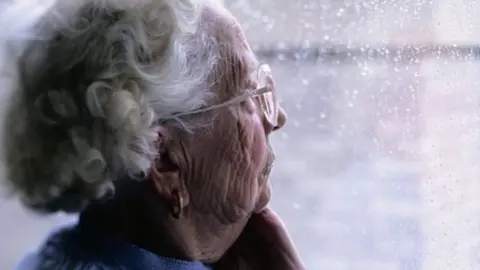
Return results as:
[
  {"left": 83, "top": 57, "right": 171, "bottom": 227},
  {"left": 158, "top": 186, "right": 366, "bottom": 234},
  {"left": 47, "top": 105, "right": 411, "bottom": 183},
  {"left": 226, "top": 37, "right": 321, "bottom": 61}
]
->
[{"left": 2, "top": 0, "right": 480, "bottom": 269}]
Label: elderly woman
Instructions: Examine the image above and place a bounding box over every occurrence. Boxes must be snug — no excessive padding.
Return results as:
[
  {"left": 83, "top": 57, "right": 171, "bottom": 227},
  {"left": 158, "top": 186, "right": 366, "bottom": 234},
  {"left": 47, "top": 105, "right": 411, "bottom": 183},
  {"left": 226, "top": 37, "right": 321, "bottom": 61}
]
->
[{"left": 2, "top": 0, "right": 303, "bottom": 269}]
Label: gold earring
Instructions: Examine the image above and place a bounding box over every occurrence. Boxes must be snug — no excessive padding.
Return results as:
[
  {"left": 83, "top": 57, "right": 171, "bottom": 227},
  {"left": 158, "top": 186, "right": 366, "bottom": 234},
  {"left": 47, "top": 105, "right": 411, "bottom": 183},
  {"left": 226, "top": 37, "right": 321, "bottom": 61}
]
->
[{"left": 170, "top": 189, "right": 183, "bottom": 219}]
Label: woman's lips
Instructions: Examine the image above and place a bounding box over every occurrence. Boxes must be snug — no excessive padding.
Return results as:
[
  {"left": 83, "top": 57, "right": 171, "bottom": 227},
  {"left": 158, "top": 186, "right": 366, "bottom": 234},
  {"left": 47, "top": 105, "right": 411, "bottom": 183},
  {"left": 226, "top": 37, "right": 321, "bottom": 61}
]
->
[{"left": 262, "top": 153, "right": 276, "bottom": 176}]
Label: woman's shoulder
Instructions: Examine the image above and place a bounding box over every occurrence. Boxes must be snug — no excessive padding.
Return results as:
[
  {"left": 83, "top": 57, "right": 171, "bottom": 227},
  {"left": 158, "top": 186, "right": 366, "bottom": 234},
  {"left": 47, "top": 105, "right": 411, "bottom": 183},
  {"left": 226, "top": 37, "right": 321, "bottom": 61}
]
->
[
  {"left": 15, "top": 225, "right": 123, "bottom": 270},
  {"left": 16, "top": 221, "right": 214, "bottom": 270}
]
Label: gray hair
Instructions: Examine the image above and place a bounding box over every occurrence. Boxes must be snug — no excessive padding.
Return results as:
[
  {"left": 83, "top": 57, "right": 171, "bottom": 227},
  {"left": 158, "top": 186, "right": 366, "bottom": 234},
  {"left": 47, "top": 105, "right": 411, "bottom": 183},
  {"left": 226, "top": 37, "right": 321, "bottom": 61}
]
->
[{"left": 0, "top": 0, "right": 222, "bottom": 213}]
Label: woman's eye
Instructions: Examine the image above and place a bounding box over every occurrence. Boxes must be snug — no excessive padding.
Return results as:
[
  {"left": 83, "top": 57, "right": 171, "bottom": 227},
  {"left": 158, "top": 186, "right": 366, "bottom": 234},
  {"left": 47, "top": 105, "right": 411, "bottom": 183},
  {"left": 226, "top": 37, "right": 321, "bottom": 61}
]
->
[{"left": 241, "top": 96, "right": 257, "bottom": 113}]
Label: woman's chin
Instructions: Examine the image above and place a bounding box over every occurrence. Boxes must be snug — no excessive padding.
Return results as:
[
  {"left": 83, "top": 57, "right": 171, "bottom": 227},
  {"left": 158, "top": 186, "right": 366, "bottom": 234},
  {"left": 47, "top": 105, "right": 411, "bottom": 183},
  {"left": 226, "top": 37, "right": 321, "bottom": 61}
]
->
[{"left": 254, "top": 183, "right": 271, "bottom": 213}]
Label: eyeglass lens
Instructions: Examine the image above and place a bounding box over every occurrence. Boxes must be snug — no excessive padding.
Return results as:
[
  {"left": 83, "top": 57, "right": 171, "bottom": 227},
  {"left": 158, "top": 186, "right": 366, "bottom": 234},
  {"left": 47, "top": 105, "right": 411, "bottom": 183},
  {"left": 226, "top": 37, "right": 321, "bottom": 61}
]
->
[{"left": 257, "top": 65, "right": 278, "bottom": 126}]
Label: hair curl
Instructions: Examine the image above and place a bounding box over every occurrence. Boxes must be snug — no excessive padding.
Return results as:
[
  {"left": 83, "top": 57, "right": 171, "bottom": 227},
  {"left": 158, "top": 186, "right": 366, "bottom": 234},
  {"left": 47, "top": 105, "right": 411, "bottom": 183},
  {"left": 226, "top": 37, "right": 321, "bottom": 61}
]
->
[{"left": 0, "top": 0, "right": 222, "bottom": 213}]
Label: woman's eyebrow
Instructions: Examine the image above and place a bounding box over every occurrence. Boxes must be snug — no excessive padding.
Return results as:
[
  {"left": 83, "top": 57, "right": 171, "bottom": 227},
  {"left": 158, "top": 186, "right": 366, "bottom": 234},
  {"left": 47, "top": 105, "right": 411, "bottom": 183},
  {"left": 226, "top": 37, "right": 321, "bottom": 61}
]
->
[{"left": 246, "top": 60, "right": 257, "bottom": 73}]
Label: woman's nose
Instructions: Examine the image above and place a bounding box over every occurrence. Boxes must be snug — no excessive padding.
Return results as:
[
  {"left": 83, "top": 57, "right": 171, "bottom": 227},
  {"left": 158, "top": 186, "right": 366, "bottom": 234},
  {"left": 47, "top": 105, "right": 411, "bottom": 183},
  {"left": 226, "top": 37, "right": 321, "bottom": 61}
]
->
[{"left": 273, "top": 106, "right": 287, "bottom": 131}]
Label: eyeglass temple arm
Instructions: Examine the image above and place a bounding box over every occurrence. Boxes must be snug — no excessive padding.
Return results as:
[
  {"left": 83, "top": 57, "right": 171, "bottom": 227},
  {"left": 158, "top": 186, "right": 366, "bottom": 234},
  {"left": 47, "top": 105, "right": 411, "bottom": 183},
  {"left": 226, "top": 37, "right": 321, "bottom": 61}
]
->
[{"left": 160, "top": 86, "right": 269, "bottom": 121}]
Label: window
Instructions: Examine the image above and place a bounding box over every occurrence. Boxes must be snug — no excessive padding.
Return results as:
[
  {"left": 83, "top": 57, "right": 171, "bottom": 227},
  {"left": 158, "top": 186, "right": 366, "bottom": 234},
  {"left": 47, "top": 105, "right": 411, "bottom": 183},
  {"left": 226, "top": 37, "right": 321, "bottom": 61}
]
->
[{"left": 227, "top": 0, "right": 480, "bottom": 269}]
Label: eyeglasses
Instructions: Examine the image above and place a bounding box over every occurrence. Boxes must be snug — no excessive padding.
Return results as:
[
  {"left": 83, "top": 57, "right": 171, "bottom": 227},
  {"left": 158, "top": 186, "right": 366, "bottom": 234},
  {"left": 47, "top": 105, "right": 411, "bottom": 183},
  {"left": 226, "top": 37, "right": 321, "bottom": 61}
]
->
[{"left": 162, "top": 64, "right": 279, "bottom": 127}]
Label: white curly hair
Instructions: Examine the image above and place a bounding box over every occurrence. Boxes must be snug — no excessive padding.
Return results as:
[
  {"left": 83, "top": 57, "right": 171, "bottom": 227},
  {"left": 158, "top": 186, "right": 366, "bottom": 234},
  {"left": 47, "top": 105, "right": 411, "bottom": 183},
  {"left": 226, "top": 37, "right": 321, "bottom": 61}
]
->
[{"left": 0, "top": 0, "right": 223, "bottom": 213}]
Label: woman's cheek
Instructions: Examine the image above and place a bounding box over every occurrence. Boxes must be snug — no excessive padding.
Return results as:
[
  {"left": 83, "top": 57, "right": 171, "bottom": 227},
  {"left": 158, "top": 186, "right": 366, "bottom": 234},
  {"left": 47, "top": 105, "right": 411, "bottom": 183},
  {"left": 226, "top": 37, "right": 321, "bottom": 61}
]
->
[{"left": 252, "top": 120, "right": 268, "bottom": 171}]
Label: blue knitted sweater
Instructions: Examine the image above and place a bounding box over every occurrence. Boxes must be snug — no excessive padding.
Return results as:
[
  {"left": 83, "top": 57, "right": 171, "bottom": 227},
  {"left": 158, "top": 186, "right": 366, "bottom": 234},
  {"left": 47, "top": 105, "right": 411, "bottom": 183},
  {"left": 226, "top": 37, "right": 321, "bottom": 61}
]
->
[{"left": 16, "top": 222, "right": 212, "bottom": 270}]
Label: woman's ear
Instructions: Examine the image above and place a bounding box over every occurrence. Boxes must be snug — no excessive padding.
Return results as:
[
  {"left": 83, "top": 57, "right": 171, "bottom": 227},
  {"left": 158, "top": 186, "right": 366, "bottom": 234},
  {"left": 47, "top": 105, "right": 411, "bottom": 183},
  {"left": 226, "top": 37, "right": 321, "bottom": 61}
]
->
[{"left": 149, "top": 125, "right": 190, "bottom": 209}]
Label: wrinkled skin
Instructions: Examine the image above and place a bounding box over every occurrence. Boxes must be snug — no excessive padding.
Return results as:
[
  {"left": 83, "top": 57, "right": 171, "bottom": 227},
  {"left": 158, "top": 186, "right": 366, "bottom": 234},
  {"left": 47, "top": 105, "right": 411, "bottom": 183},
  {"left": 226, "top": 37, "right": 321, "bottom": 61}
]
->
[{"left": 83, "top": 2, "right": 304, "bottom": 269}]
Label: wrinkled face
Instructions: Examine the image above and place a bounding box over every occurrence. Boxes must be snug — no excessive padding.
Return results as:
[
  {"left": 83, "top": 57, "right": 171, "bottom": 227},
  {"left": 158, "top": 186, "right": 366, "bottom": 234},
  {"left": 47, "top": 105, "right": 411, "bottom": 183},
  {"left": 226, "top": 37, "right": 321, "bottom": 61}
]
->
[{"left": 171, "top": 5, "right": 287, "bottom": 224}]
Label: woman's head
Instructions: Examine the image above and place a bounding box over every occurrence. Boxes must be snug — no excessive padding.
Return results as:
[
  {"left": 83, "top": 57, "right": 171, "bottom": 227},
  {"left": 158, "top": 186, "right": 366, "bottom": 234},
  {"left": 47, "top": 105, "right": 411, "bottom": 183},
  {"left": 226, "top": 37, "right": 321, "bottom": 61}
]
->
[{"left": 1, "top": 0, "right": 286, "bottom": 225}]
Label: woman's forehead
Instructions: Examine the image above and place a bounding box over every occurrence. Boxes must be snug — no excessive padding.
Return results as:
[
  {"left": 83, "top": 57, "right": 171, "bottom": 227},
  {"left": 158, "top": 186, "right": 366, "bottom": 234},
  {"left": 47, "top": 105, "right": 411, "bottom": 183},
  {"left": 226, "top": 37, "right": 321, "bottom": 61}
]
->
[
  {"left": 200, "top": 4, "right": 258, "bottom": 93},
  {"left": 199, "top": 3, "right": 244, "bottom": 42}
]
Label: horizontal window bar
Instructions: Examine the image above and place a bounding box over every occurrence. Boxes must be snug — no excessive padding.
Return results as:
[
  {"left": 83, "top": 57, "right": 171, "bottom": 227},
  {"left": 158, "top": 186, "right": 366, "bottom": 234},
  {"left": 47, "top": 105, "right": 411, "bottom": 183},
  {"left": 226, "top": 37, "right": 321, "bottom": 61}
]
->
[{"left": 254, "top": 44, "right": 480, "bottom": 62}]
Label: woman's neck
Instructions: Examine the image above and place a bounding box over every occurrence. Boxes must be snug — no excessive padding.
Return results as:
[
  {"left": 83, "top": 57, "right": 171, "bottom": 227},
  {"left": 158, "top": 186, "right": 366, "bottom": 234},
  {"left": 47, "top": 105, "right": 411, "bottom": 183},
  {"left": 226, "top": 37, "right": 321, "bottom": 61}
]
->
[{"left": 79, "top": 192, "right": 245, "bottom": 264}]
